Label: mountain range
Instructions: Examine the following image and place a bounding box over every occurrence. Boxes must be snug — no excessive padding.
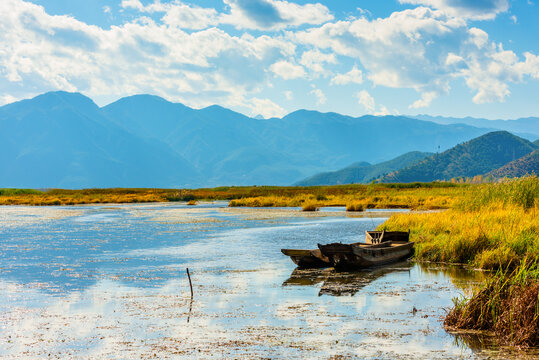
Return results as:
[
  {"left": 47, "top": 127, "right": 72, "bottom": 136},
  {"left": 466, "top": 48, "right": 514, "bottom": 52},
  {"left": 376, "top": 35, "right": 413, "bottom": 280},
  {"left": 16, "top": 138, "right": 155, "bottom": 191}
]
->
[
  {"left": 380, "top": 131, "right": 538, "bottom": 183},
  {"left": 410, "top": 115, "right": 539, "bottom": 139},
  {"left": 295, "top": 151, "right": 433, "bottom": 186},
  {"left": 1, "top": 91, "right": 537, "bottom": 188}
]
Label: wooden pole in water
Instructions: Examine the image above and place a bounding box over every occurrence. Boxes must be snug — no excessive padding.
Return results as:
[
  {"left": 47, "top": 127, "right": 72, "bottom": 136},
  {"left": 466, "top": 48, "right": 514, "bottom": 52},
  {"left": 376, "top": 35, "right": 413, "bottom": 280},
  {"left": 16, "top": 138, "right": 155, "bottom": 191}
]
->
[{"left": 186, "top": 267, "right": 194, "bottom": 298}]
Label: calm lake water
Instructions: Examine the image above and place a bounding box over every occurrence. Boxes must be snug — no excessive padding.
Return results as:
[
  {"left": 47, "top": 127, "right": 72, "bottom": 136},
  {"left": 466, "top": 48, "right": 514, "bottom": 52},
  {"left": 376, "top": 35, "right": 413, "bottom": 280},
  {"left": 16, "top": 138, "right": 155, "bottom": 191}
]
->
[{"left": 0, "top": 203, "right": 536, "bottom": 359}]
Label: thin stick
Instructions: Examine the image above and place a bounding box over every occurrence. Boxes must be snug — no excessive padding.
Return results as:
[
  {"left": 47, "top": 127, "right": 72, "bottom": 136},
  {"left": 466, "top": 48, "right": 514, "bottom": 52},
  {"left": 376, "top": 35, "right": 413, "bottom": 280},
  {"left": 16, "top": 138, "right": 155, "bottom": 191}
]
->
[{"left": 186, "top": 267, "right": 194, "bottom": 298}]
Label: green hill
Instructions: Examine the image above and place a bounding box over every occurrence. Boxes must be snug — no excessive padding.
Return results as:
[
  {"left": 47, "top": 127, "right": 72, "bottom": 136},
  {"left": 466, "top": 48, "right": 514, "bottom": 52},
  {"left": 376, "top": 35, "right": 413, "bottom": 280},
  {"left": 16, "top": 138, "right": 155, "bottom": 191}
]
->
[
  {"left": 487, "top": 150, "right": 539, "bottom": 178},
  {"left": 295, "top": 151, "right": 432, "bottom": 186},
  {"left": 380, "top": 131, "right": 537, "bottom": 183},
  {"left": 534, "top": 139, "right": 539, "bottom": 147}
]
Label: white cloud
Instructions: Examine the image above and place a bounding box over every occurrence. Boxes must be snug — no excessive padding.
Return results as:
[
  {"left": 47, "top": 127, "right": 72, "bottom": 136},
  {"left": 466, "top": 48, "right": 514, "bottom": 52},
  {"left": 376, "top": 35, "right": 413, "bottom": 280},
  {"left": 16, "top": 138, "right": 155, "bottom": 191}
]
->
[
  {"left": 284, "top": 90, "right": 293, "bottom": 100},
  {"left": 221, "top": 0, "right": 333, "bottom": 30},
  {"left": 162, "top": 4, "right": 218, "bottom": 30},
  {"left": 310, "top": 88, "right": 326, "bottom": 104},
  {"left": 357, "top": 90, "right": 375, "bottom": 112},
  {"left": 103, "top": 6, "right": 111, "bottom": 14},
  {"left": 248, "top": 97, "right": 285, "bottom": 118},
  {"left": 299, "top": 49, "right": 336, "bottom": 73},
  {"left": 330, "top": 66, "right": 363, "bottom": 85},
  {"left": 2, "top": 0, "right": 539, "bottom": 114},
  {"left": 0, "top": 0, "right": 296, "bottom": 111},
  {"left": 410, "top": 91, "right": 438, "bottom": 108},
  {"left": 269, "top": 60, "right": 306, "bottom": 80},
  {"left": 0, "top": 94, "right": 17, "bottom": 106},
  {"left": 119, "top": 0, "right": 332, "bottom": 31},
  {"left": 468, "top": 27, "right": 488, "bottom": 48},
  {"left": 398, "top": 0, "right": 509, "bottom": 20},
  {"left": 295, "top": 6, "right": 539, "bottom": 106},
  {"left": 121, "top": 0, "right": 145, "bottom": 11},
  {"left": 374, "top": 105, "right": 391, "bottom": 116}
]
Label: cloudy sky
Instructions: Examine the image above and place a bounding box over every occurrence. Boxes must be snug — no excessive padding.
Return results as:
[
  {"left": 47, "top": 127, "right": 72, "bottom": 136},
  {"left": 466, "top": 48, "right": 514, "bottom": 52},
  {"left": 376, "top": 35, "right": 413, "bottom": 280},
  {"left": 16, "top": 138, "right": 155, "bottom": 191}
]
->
[{"left": 1, "top": 0, "right": 538, "bottom": 119}]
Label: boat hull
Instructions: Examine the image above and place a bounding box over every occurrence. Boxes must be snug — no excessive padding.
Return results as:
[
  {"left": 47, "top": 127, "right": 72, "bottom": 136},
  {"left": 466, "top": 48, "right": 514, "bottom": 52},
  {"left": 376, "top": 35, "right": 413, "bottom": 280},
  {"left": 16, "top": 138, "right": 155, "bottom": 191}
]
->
[
  {"left": 281, "top": 248, "right": 330, "bottom": 268},
  {"left": 318, "top": 241, "right": 414, "bottom": 270}
]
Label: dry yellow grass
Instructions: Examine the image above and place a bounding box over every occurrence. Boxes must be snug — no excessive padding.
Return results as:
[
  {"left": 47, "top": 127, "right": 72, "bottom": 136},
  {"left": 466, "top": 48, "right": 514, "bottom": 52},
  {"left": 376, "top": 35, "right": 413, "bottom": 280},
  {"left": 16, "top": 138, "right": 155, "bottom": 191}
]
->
[{"left": 379, "top": 176, "right": 539, "bottom": 269}]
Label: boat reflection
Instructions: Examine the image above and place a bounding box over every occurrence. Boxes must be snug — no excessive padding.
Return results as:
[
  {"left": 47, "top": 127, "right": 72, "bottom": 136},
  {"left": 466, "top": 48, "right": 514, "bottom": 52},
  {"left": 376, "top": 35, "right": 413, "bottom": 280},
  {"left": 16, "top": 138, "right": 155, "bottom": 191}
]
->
[{"left": 283, "top": 261, "right": 413, "bottom": 296}]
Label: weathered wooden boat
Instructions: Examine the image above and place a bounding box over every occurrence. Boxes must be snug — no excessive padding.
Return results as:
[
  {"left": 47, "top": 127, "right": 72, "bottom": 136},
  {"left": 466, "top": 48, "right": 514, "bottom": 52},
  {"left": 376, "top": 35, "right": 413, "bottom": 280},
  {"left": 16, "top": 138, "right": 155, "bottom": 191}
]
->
[
  {"left": 280, "top": 248, "right": 331, "bottom": 268},
  {"left": 318, "top": 231, "right": 414, "bottom": 270}
]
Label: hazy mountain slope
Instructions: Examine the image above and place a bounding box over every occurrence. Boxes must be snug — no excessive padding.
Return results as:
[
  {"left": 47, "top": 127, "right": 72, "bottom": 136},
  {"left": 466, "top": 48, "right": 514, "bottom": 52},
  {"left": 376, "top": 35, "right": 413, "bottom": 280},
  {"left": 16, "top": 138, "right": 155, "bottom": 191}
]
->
[
  {"left": 103, "top": 98, "right": 493, "bottom": 186},
  {"left": 295, "top": 151, "right": 433, "bottom": 186},
  {"left": 0, "top": 92, "right": 199, "bottom": 188},
  {"left": 534, "top": 139, "right": 539, "bottom": 147},
  {"left": 380, "top": 131, "right": 537, "bottom": 183},
  {"left": 411, "top": 115, "right": 539, "bottom": 139},
  {"left": 487, "top": 150, "right": 539, "bottom": 178},
  {"left": 2, "top": 92, "right": 518, "bottom": 188}
]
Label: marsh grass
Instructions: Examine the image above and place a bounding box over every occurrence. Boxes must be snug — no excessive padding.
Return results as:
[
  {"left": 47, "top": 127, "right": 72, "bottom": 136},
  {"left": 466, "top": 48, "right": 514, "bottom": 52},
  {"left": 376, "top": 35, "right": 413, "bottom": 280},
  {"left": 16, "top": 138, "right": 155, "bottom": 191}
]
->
[
  {"left": 445, "top": 260, "right": 539, "bottom": 346},
  {"left": 380, "top": 176, "right": 539, "bottom": 270},
  {"left": 0, "top": 182, "right": 466, "bottom": 208},
  {"left": 302, "top": 202, "right": 320, "bottom": 211},
  {"left": 346, "top": 202, "right": 365, "bottom": 211}
]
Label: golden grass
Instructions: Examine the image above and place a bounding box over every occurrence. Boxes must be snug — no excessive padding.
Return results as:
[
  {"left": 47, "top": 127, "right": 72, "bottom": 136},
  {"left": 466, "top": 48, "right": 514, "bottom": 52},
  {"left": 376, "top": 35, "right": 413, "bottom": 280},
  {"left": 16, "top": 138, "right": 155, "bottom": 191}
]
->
[
  {"left": 379, "top": 176, "right": 539, "bottom": 270},
  {"left": 445, "top": 260, "right": 539, "bottom": 347},
  {"left": 0, "top": 183, "right": 466, "bottom": 208},
  {"left": 302, "top": 202, "right": 320, "bottom": 211}
]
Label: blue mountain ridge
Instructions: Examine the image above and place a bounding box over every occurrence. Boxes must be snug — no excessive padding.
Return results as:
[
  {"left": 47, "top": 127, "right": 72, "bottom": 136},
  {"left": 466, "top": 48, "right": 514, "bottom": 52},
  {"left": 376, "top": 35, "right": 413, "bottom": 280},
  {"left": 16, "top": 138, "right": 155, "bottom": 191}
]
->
[{"left": 0, "top": 91, "right": 519, "bottom": 188}]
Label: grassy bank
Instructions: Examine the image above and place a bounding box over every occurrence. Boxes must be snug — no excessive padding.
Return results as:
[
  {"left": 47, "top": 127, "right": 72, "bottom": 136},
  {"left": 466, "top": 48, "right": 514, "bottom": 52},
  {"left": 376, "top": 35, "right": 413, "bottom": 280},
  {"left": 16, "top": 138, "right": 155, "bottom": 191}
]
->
[
  {"left": 377, "top": 176, "right": 539, "bottom": 346},
  {"left": 0, "top": 182, "right": 466, "bottom": 208},
  {"left": 378, "top": 176, "right": 538, "bottom": 270},
  {"left": 228, "top": 182, "right": 465, "bottom": 210},
  {"left": 445, "top": 261, "right": 539, "bottom": 347}
]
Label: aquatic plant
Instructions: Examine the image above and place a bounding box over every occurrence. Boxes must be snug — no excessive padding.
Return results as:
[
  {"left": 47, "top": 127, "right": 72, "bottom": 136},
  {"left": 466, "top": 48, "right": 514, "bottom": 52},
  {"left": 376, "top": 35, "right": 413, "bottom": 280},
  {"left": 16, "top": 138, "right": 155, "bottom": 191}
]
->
[
  {"left": 445, "top": 260, "right": 539, "bottom": 347},
  {"left": 302, "top": 202, "right": 319, "bottom": 211},
  {"left": 346, "top": 202, "right": 365, "bottom": 211}
]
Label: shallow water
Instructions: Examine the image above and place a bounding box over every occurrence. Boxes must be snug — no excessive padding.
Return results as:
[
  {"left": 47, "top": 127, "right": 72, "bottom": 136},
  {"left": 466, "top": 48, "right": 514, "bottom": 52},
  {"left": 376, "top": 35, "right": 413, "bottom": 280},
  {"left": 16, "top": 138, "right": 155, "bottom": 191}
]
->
[{"left": 0, "top": 203, "right": 536, "bottom": 359}]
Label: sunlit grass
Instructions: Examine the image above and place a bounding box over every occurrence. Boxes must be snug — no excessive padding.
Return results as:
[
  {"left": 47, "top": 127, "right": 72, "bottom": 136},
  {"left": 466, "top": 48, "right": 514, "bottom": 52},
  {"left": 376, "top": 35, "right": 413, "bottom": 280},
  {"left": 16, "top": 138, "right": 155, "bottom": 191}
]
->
[
  {"left": 379, "top": 176, "right": 539, "bottom": 270},
  {"left": 445, "top": 260, "right": 539, "bottom": 346}
]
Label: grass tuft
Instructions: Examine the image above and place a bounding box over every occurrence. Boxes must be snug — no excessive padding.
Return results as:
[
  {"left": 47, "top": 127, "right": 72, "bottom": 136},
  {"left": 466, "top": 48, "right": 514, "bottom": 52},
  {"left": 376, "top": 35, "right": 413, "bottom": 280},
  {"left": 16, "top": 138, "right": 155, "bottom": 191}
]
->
[{"left": 445, "top": 260, "right": 539, "bottom": 347}]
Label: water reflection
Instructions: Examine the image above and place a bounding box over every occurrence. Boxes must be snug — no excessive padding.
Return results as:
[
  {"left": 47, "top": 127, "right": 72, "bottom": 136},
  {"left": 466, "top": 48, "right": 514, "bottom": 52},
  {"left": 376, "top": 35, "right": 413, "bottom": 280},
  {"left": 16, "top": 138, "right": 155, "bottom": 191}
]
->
[
  {"left": 0, "top": 204, "right": 536, "bottom": 359},
  {"left": 283, "top": 262, "right": 413, "bottom": 297}
]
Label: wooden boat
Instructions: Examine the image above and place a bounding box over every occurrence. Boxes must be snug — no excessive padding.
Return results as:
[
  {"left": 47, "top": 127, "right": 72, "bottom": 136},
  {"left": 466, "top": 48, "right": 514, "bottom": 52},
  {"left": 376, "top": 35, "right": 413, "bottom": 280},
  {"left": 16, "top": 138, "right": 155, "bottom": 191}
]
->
[
  {"left": 318, "top": 231, "right": 414, "bottom": 270},
  {"left": 280, "top": 248, "right": 331, "bottom": 268},
  {"left": 282, "top": 241, "right": 370, "bottom": 268}
]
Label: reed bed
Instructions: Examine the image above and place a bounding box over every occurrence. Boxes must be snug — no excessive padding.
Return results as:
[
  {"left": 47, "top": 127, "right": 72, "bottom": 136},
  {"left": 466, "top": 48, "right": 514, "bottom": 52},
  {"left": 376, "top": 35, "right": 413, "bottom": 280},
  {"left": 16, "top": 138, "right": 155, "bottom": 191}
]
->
[
  {"left": 379, "top": 176, "right": 539, "bottom": 270},
  {"left": 0, "top": 183, "right": 466, "bottom": 208},
  {"left": 379, "top": 176, "right": 539, "bottom": 346},
  {"left": 445, "top": 260, "right": 539, "bottom": 347}
]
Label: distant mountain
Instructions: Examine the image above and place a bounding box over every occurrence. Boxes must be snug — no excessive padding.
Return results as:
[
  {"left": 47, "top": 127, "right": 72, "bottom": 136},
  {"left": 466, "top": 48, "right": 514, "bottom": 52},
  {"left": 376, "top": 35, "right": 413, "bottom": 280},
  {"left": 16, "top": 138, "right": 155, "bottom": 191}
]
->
[
  {"left": 534, "top": 139, "right": 539, "bottom": 147},
  {"left": 380, "top": 131, "right": 538, "bottom": 183},
  {"left": 0, "top": 92, "right": 199, "bottom": 188},
  {"left": 487, "top": 150, "right": 539, "bottom": 178},
  {"left": 410, "top": 115, "right": 539, "bottom": 139},
  {"left": 295, "top": 151, "right": 433, "bottom": 186},
  {"left": 1, "top": 91, "right": 524, "bottom": 188},
  {"left": 103, "top": 97, "right": 494, "bottom": 186}
]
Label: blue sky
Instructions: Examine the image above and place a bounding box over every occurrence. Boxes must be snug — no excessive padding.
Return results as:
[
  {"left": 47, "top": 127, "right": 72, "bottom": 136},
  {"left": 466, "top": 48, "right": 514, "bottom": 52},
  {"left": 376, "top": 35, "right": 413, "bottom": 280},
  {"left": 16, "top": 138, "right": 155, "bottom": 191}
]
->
[{"left": 1, "top": 0, "right": 538, "bottom": 119}]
